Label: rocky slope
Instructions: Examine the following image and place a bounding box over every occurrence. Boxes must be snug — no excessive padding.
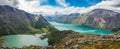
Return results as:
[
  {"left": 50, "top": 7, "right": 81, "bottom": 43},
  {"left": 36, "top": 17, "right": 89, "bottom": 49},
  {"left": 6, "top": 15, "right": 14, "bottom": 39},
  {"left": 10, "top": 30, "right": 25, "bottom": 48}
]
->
[
  {"left": 0, "top": 5, "right": 55, "bottom": 35},
  {"left": 52, "top": 31, "right": 120, "bottom": 49},
  {"left": 76, "top": 9, "right": 120, "bottom": 32}
]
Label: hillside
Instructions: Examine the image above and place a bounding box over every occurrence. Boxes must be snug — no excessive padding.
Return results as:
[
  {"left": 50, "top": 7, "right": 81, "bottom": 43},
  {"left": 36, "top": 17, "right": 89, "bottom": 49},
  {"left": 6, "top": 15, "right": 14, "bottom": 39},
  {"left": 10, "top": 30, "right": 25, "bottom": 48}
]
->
[
  {"left": 0, "top": 5, "right": 55, "bottom": 35},
  {"left": 76, "top": 9, "right": 120, "bottom": 32}
]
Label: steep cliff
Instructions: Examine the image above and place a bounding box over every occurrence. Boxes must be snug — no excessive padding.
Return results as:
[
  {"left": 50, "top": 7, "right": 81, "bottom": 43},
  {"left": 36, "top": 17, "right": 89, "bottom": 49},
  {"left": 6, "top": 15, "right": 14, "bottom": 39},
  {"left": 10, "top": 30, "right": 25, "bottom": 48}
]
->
[{"left": 0, "top": 5, "right": 55, "bottom": 35}]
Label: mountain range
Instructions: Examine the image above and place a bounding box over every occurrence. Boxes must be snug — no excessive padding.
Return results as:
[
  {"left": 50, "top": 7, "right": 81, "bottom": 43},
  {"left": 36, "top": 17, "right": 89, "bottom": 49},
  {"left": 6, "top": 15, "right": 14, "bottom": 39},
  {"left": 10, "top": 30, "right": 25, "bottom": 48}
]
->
[
  {"left": 44, "top": 9, "right": 120, "bottom": 32},
  {"left": 44, "top": 13, "right": 82, "bottom": 24}
]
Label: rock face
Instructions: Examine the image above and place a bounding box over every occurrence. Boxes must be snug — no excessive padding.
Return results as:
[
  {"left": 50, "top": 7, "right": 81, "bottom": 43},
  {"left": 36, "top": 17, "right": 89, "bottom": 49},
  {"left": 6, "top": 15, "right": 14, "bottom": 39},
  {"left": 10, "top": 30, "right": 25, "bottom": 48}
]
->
[
  {"left": 0, "top": 5, "right": 54, "bottom": 35},
  {"left": 77, "top": 9, "right": 120, "bottom": 32},
  {"left": 34, "top": 15, "right": 51, "bottom": 28}
]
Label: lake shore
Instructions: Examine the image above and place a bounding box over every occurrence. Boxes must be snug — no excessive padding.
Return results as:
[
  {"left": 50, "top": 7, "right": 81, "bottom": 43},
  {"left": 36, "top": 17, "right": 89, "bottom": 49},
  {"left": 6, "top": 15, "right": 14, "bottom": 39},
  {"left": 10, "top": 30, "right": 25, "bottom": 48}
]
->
[
  {"left": 0, "top": 30, "right": 120, "bottom": 49},
  {"left": 49, "top": 21, "right": 113, "bottom": 35},
  {"left": 0, "top": 33, "right": 48, "bottom": 48}
]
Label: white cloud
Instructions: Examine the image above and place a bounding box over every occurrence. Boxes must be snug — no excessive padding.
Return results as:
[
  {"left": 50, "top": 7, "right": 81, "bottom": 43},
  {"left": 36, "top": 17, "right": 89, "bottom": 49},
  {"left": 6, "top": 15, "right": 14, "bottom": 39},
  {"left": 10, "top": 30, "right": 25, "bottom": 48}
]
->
[
  {"left": 0, "top": 0, "right": 120, "bottom": 16},
  {"left": 56, "top": 0, "right": 69, "bottom": 7},
  {"left": 85, "top": 0, "right": 120, "bottom": 12},
  {"left": 0, "top": 0, "right": 18, "bottom": 8},
  {"left": 18, "top": 0, "right": 120, "bottom": 16},
  {"left": 18, "top": 0, "right": 40, "bottom": 13}
]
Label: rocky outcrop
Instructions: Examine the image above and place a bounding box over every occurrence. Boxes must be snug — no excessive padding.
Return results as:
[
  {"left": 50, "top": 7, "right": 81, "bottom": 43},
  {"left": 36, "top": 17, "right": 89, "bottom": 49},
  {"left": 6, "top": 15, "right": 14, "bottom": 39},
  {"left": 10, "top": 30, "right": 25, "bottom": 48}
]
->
[
  {"left": 34, "top": 15, "right": 51, "bottom": 29},
  {"left": 77, "top": 9, "right": 120, "bottom": 32},
  {"left": 0, "top": 5, "right": 54, "bottom": 35}
]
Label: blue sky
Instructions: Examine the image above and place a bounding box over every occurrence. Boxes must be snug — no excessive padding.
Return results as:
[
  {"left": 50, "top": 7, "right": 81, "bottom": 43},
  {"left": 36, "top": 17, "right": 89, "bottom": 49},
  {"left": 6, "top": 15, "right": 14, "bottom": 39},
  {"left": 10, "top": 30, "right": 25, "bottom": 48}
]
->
[
  {"left": 15, "top": 0, "right": 120, "bottom": 16},
  {"left": 40, "top": 0, "right": 102, "bottom": 7}
]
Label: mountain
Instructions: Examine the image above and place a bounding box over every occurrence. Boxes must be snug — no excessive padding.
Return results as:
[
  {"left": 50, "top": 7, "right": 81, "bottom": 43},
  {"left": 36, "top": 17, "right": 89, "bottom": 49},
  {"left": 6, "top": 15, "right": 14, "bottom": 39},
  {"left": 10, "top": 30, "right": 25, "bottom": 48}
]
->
[
  {"left": 68, "top": 13, "right": 81, "bottom": 16},
  {"left": 44, "top": 13, "right": 82, "bottom": 24},
  {"left": 0, "top": 5, "right": 55, "bottom": 35},
  {"left": 44, "top": 8, "right": 120, "bottom": 32},
  {"left": 76, "top": 9, "right": 120, "bottom": 32}
]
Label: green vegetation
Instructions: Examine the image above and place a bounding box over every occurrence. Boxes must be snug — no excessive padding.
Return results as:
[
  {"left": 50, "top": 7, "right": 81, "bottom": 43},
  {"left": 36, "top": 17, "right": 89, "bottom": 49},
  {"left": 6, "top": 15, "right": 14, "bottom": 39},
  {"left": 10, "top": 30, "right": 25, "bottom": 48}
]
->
[
  {"left": 112, "top": 28, "right": 120, "bottom": 32},
  {"left": 47, "top": 30, "right": 60, "bottom": 45},
  {"left": 0, "top": 37, "right": 4, "bottom": 45},
  {"left": 43, "top": 30, "right": 74, "bottom": 45},
  {"left": 42, "top": 30, "right": 60, "bottom": 45}
]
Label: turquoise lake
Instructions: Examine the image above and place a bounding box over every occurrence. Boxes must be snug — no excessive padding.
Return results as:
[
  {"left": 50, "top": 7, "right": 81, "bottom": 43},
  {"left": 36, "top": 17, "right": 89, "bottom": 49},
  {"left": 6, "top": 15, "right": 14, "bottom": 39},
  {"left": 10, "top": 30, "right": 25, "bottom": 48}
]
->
[
  {"left": 50, "top": 21, "right": 113, "bottom": 35},
  {"left": 4, "top": 21, "right": 113, "bottom": 48},
  {"left": 4, "top": 34, "right": 48, "bottom": 48}
]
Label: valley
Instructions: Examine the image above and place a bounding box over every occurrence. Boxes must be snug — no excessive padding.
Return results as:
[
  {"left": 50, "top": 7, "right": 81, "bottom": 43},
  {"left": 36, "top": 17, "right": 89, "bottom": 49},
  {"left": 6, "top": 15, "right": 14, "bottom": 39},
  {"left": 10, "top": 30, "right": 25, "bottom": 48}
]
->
[{"left": 0, "top": 1, "right": 120, "bottom": 49}]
